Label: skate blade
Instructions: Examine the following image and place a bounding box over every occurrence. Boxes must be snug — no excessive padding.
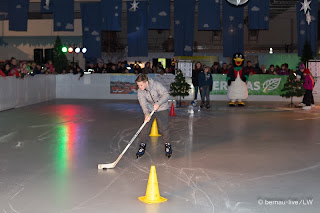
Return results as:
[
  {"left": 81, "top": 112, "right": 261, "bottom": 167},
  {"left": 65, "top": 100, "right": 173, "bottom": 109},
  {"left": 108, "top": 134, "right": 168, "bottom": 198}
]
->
[{"left": 98, "top": 163, "right": 115, "bottom": 169}]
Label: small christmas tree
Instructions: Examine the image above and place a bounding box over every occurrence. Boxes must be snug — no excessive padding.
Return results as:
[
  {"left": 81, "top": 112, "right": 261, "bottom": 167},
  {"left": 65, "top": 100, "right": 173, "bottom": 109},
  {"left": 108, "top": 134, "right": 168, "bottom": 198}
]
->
[
  {"left": 53, "top": 36, "right": 69, "bottom": 73},
  {"left": 170, "top": 69, "right": 191, "bottom": 106},
  {"left": 280, "top": 70, "right": 305, "bottom": 106},
  {"left": 300, "top": 40, "right": 314, "bottom": 65}
]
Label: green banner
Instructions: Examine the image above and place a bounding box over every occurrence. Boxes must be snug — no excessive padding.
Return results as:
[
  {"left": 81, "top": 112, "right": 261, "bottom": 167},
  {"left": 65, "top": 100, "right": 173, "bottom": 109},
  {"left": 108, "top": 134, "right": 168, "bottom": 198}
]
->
[{"left": 210, "top": 74, "right": 288, "bottom": 95}]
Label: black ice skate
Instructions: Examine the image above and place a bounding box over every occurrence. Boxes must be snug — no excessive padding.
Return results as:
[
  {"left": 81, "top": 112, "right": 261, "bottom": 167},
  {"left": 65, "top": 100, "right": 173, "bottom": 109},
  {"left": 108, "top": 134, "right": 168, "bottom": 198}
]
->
[
  {"left": 136, "top": 143, "right": 146, "bottom": 158},
  {"left": 165, "top": 143, "right": 172, "bottom": 158}
]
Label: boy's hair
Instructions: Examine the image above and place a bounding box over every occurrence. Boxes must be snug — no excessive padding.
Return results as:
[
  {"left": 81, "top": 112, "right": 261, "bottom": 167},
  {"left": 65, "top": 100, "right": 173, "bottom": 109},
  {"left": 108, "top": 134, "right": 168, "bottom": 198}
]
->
[{"left": 135, "top": 74, "right": 149, "bottom": 82}]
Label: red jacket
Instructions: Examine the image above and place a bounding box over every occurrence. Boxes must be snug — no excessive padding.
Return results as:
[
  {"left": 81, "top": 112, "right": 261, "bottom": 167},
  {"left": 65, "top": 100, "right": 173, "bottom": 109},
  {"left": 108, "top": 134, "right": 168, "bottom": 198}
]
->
[
  {"left": 8, "top": 68, "right": 20, "bottom": 77},
  {"left": 303, "top": 74, "right": 314, "bottom": 91}
]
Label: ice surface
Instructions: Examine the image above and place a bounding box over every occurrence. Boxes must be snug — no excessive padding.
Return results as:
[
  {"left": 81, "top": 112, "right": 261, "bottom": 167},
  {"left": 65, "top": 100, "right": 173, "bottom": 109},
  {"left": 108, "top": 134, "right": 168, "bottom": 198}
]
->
[{"left": 0, "top": 100, "right": 319, "bottom": 213}]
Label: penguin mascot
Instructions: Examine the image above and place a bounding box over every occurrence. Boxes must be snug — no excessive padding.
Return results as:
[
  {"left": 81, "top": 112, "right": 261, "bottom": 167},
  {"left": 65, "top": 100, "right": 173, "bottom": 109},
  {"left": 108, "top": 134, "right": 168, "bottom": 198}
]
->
[{"left": 226, "top": 53, "right": 249, "bottom": 106}]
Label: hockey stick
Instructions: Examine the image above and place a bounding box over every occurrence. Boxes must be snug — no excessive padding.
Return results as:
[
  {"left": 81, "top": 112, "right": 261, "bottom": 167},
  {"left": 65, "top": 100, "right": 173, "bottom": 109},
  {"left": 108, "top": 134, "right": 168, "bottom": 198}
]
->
[{"left": 98, "top": 110, "right": 155, "bottom": 169}]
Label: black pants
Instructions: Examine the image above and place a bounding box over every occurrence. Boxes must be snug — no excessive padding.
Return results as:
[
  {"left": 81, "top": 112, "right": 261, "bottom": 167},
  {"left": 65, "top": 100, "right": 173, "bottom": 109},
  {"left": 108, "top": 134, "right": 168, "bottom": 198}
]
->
[
  {"left": 200, "top": 86, "right": 210, "bottom": 104},
  {"left": 139, "top": 110, "right": 169, "bottom": 143},
  {"left": 303, "top": 90, "right": 314, "bottom": 106}
]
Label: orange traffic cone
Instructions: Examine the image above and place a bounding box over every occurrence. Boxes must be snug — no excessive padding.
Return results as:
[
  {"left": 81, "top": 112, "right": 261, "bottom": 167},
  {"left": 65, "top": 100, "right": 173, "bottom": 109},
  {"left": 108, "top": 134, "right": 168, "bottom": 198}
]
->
[
  {"left": 138, "top": 165, "right": 167, "bottom": 204},
  {"left": 149, "top": 119, "right": 161, "bottom": 136},
  {"left": 169, "top": 102, "right": 176, "bottom": 116}
]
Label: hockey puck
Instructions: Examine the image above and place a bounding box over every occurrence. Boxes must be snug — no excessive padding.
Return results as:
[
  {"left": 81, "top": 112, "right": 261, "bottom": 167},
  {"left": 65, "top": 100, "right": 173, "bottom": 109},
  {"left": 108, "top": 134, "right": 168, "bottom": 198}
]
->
[{"left": 103, "top": 168, "right": 107, "bottom": 170}]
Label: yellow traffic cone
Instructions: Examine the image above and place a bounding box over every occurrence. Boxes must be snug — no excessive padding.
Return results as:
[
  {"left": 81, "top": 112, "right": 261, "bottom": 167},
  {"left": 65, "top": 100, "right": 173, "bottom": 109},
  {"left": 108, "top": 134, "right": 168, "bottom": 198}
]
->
[
  {"left": 149, "top": 119, "right": 161, "bottom": 136},
  {"left": 138, "top": 166, "right": 167, "bottom": 204}
]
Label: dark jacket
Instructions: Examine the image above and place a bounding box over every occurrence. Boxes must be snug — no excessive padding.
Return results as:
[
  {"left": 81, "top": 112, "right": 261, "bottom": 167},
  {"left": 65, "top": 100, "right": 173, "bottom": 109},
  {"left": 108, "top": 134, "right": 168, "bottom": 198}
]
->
[
  {"left": 192, "top": 69, "right": 202, "bottom": 86},
  {"left": 227, "top": 67, "right": 249, "bottom": 86},
  {"left": 198, "top": 71, "right": 213, "bottom": 87}
]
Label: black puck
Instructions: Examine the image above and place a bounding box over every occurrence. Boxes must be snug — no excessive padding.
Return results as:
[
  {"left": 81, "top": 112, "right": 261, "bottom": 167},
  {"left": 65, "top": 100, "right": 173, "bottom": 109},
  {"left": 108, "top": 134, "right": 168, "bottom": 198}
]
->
[{"left": 103, "top": 168, "right": 107, "bottom": 170}]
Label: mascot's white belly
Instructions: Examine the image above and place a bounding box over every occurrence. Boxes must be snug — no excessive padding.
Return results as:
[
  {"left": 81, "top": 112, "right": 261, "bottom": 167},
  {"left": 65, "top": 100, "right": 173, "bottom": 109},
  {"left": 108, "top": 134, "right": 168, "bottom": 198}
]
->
[{"left": 227, "top": 73, "right": 248, "bottom": 100}]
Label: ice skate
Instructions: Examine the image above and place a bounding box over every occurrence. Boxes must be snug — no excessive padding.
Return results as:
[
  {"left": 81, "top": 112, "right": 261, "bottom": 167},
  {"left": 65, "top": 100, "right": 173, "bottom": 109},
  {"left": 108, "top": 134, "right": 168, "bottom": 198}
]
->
[
  {"left": 136, "top": 142, "right": 146, "bottom": 158},
  {"left": 165, "top": 143, "right": 172, "bottom": 158}
]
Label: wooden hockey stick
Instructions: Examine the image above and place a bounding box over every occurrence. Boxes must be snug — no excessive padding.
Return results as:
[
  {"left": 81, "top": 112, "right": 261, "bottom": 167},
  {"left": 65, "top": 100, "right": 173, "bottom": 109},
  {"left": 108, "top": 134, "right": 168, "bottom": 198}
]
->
[{"left": 98, "top": 110, "right": 155, "bottom": 169}]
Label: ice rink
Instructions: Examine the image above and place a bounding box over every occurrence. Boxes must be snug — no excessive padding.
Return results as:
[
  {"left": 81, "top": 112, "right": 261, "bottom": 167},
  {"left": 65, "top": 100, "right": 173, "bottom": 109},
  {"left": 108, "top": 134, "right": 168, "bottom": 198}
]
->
[{"left": 0, "top": 99, "right": 319, "bottom": 213}]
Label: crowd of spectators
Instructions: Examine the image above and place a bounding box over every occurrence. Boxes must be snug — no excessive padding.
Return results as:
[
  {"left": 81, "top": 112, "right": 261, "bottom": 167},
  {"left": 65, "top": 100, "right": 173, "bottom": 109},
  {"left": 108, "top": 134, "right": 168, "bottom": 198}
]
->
[
  {"left": 0, "top": 57, "right": 296, "bottom": 81},
  {"left": 208, "top": 61, "right": 291, "bottom": 75},
  {"left": 84, "top": 59, "right": 175, "bottom": 75},
  {"left": 0, "top": 58, "right": 176, "bottom": 80}
]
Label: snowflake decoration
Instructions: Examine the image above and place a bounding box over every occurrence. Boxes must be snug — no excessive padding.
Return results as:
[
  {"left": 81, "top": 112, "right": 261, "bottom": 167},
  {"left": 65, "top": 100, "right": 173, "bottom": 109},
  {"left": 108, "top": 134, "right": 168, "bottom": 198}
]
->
[
  {"left": 136, "top": 26, "right": 140, "bottom": 31},
  {"left": 300, "top": 30, "right": 305, "bottom": 35},
  {"left": 306, "top": 11, "right": 311, "bottom": 25},
  {"left": 264, "top": 16, "right": 269, "bottom": 22},
  {"left": 238, "top": 23, "right": 243, "bottom": 29},
  {"left": 56, "top": 22, "right": 61, "bottom": 27},
  {"left": 300, "top": 0, "right": 311, "bottom": 14},
  {"left": 129, "top": 0, "right": 139, "bottom": 12},
  {"left": 152, "top": 17, "right": 157, "bottom": 23},
  {"left": 115, "top": 6, "right": 118, "bottom": 10},
  {"left": 175, "top": 20, "right": 180, "bottom": 25},
  {"left": 229, "top": 16, "right": 234, "bottom": 21},
  {"left": 115, "top": 13, "right": 119, "bottom": 17},
  {"left": 96, "top": 37, "right": 100, "bottom": 41},
  {"left": 215, "top": 0, "right": 219, "bottom": 3}
]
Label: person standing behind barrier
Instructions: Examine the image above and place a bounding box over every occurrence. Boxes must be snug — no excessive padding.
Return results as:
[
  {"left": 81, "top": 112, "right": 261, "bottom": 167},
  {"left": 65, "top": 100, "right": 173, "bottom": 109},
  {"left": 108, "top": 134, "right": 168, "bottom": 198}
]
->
[
  {"left": 198, "top": 67, "right": 213, "bottom": 109},
  {"left": 192, "top": 62, "right": 203, "bottom": 106},
  {"left": 302, "top": 69, "right": 315, "bottom": 110}
]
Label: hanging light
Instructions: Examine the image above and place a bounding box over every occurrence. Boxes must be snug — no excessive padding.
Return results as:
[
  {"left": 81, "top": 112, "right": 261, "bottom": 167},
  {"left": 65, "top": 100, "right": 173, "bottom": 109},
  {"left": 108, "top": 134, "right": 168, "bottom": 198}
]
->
[
  {"left": 68, "top": 47, "right": 73, "bottom": 53},
  {"left": 227, "top": 0, "right": 248, "bottom": 6},
  {"left": 82, "top": 47, "right": 87, "bottom": 54},
  {"left": 75, "top": 47, "right": 81, "bottom": 54},
  {"left": 269, "top": 48, "right": 273, "bottom": 54},
  {"left": 61, "top": 46, "right": 67, "bottom": 53}
]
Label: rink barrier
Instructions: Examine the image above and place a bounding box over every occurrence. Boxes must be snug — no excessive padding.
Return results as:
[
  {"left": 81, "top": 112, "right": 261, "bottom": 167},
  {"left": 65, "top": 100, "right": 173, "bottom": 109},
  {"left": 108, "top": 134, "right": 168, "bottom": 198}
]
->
[
  {"left": 56, "top": 74, "right": 320, "bottom": 102},
  {"left": 1, "top": 74, "right": 319, "bottom": 112},
  {"left": 0, "top": 75, "right": 56, "bottom": 112}
]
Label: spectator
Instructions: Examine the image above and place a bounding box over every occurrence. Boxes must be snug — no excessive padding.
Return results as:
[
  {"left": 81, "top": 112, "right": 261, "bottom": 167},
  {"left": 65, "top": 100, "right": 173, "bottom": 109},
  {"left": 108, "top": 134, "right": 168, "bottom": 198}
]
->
[
  {"left": 221, "top": 63, "right": 228, "bottom": 74},
  {"left": 108, "top": 64, "right": 117, "bottom": 73},
  {"left": 10, "top": 57, "right": 18, "bottom": 70},
  {"left": 245, "top": 61, "right": 255, "bottom": 75},
  {"left": 142, "top": 62, "right": 152, "bottom": 74},
  {"left": 133, "top": 64, "right": 142, "bottom": 74},
  {"left": 116, "top": 62, "right": 126, "bottom": 73},
  {"left": 73, "top": 65, "right": 84, "bottom": 80},
  {"left": 87, "top": 62, "right": 95, "bottom": 72},
  {"left": 192, "top": 61, "right": 203, "bottom": 105},
  {"left": 95, "top": 60, "right": 105, "bottom": 73},
  {"left": 103, "top": 63, "right": 108, "bottom": 71},
  {"left": 268, "top": 64, "right": 277, "bottom": 75},
  {"left": 2, "top": 63, "right": 11, "bottom": 76},
  {"left": 211, "top": 62, "right": 222, "bottom": 74},
  {"left": 20, "top": 62, "right": 29, "bottom": 78},
  {"left": 152, "top": 65, "right": 157, "bottom": 73},
  {"left": 46, "top": 60, "right": 55, "bottom": 74},
  {"left": 198, "top": 66, "right": 213, "bottom": 109},
  {"left": 228, "top": 63, "right": 233, "bottom": 69},
  {"left": 278, "top": 64, "right": 289, "bottom": 75},
  {"left": 259, "top": 65, "right": 268, "bottom": 74},
  {"left": 34, "top": 64, "right": 44, "bottom": 74},
  {"left": 297, "top": 62, "right": 305, "bottom": 80},
  {"left": 301, "top": 69, "right": 315, "bottom": 110}
]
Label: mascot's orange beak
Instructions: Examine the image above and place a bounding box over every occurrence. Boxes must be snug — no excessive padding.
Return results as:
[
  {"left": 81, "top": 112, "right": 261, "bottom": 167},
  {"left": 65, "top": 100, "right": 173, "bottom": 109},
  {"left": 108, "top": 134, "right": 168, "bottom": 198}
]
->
[{"left": 234, "top": 58, "right": 244, "bottom": 66}]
